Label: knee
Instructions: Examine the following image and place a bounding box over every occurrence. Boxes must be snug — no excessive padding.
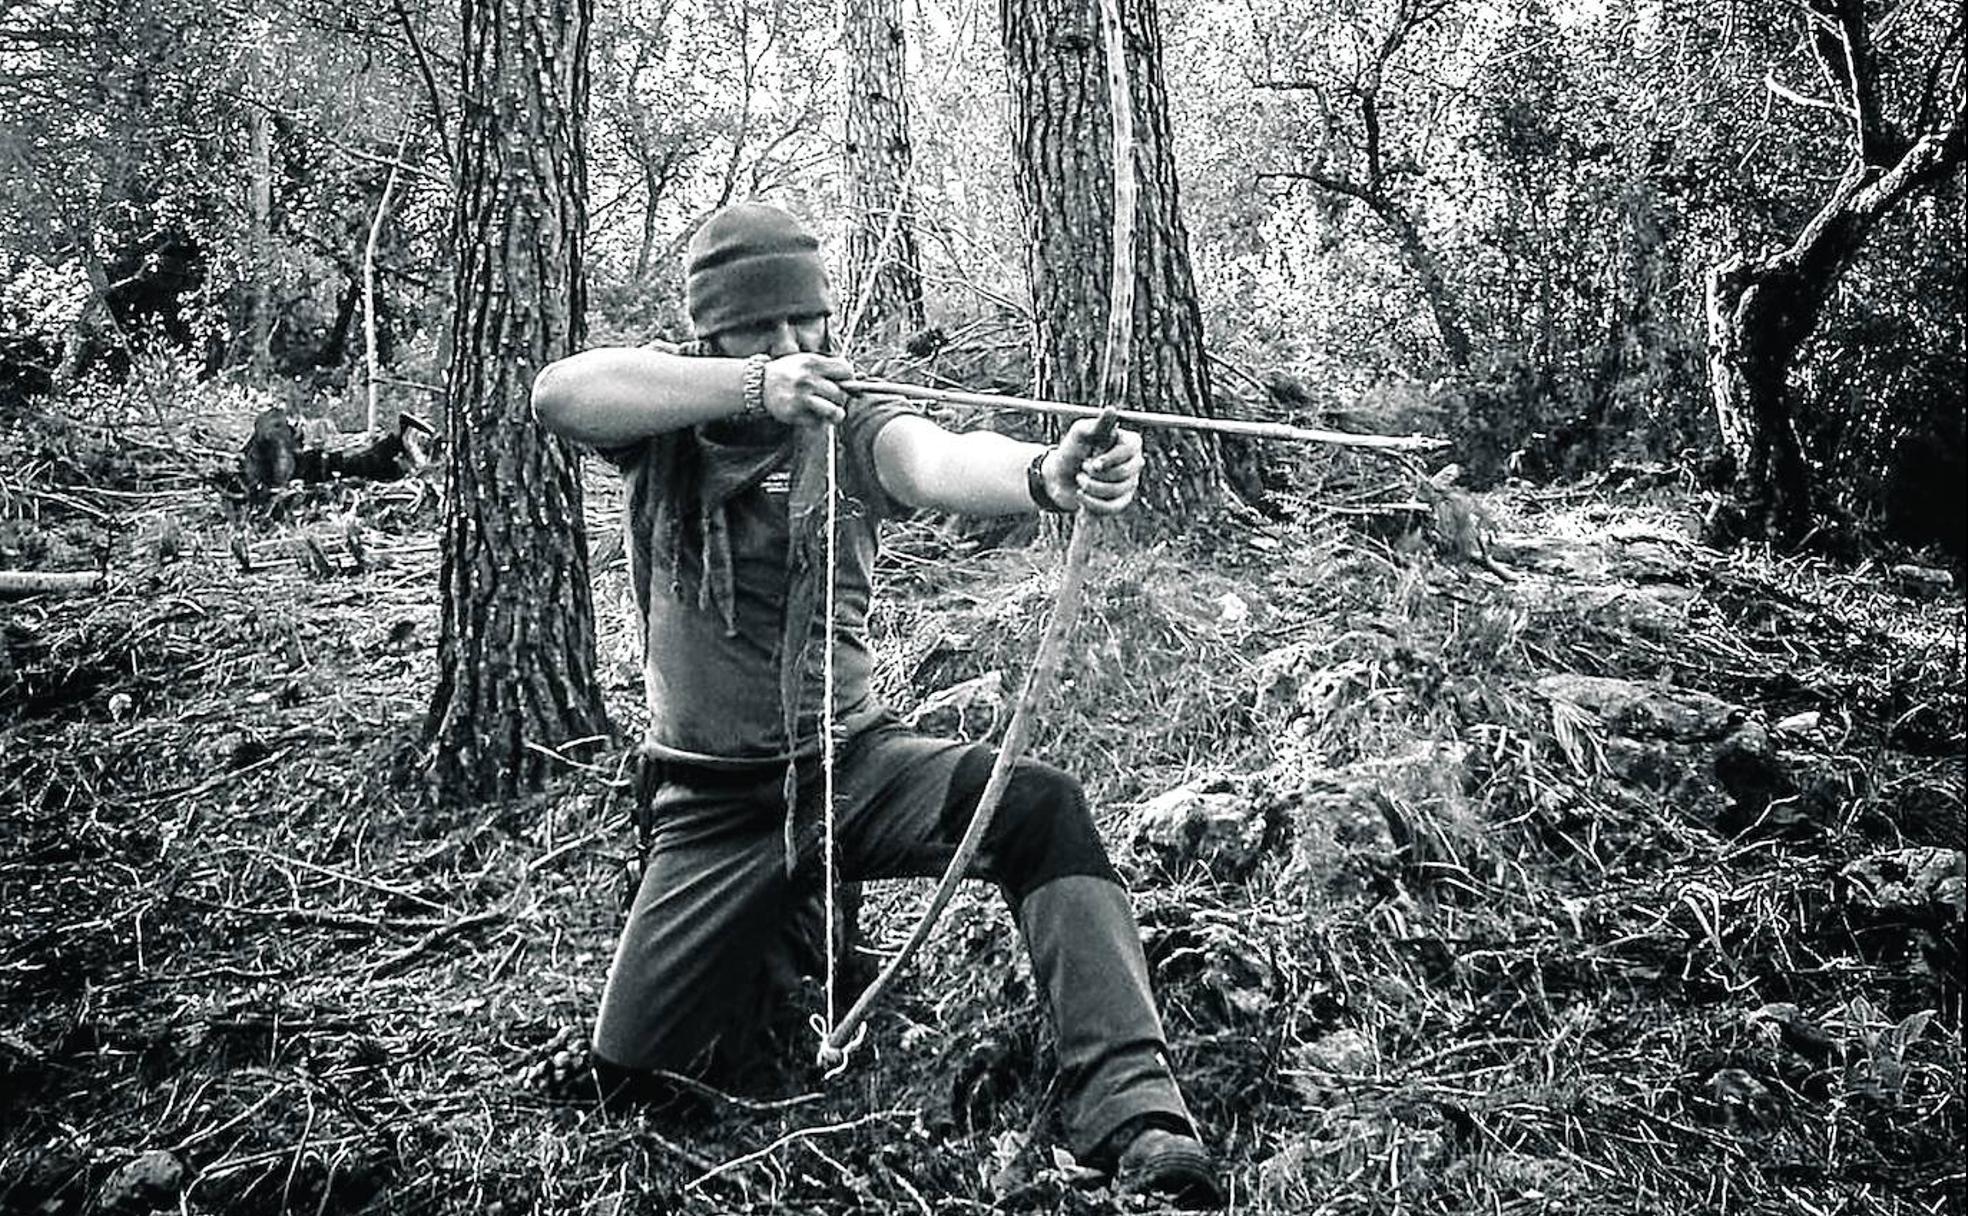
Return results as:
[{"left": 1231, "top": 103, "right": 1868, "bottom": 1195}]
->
[{"left": 987, "top": 760, "right": 1118, "bottom": 901}]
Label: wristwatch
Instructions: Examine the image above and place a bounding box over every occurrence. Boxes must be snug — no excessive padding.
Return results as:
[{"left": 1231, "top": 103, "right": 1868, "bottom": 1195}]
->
[
  {"left": 1027, "top": 448, "right": 1072, "bottom": 513},
  {"left": 741, "top": 353, "right": 770, "bottom": 417}
]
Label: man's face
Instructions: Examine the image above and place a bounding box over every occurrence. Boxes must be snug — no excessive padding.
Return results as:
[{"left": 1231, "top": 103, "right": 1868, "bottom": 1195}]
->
[{"left": 713, "top": 313, "right": 831, "bottom": 358}]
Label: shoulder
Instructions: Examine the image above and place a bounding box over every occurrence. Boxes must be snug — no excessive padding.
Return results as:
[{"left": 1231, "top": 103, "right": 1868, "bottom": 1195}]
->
[{"left": 841, "top": 396, "right": 933, "bottom": 518}]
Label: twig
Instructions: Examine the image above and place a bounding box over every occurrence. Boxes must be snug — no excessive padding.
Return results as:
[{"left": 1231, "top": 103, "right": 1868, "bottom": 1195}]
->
[
  {"left": 131, "top": 745, "right": 295, "bottom": 809},
  {"left": 525, "top": 826, "right": 614, "bottom": 874},
  {"left": 640, "top": 1067, "right": 825, "bottom": 1114},
  {"left": 235, "top": 844, "right": 451, "bottom": 912},
  {"left": 684, "top": 1109, "right": 914, "bottom": 1190},
  {"left": 371, "top": 908, "right": 505, "bottom": 977}
]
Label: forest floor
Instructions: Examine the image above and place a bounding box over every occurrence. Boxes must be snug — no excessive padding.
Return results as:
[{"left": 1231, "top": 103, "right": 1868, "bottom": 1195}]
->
[{"left": 1, "top": 386, "right": 1962, "bottom": 1216}]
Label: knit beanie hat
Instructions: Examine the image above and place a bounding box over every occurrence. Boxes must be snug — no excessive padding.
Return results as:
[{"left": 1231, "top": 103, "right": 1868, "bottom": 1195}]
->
[{"left": 685, "top": 203, "right": 834, "bottom": 338}]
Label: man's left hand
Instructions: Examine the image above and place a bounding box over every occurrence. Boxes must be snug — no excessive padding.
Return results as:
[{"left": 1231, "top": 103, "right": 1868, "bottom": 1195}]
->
[{"left": 1044, "top": 421, "right": 1143, "bottom": 515}]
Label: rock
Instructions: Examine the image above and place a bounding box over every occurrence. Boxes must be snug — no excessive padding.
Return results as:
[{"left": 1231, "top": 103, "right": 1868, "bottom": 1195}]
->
[
  {"left": 1300, "top": 1026, "right": 1377, "bottom": 1074},
  {"left": 1601, "top": 737, "right": 1689, "bottom": 791},
  {"left": 1772, "top": 710, "right": 1822, "bottom": 738},
  {"left": 1490, "top": 533, "right": 1611, "bottom": 581},
  {"left": 1711, "top": 723, "right": 1799, "bottom": 834},
  {"left": 1838, "top": 847, "right": 1966, "bottom": 924},
  {"left": 1890, "top": 563, "right": 1956, "bottom": 600},
  {"left": 1284, "top": 1027, "right": 1378, "bottom": 1104},
  {"left": 1746, "top": 1003, "right": 1836, "bottom": 1063},
  {"left": 1249, "top": 641, "right": 1321, "bottom": 719},
  {"left": 1697, "top": 1067, "right": 1784, "bottom": 1133},
  {"left": 1129, "top": 781, "right": 1272, "bottom": 880},
  {"left": 98, "top": 1150, "right": 184, "bottom": 1212},
  {"left": 1536, "top": 673, "right": 1741, "bottom": 742},
  {"left": 903, "top": 670, "right": 1006, "bottom": 738},
  {"left": 1889, "top": 780, "right": 1966, "bottom": 848}
]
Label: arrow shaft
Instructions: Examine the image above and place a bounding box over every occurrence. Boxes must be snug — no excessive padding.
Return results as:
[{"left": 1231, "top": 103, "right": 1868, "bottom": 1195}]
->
[{"left": 840, "top": 377, "right": 1445, "bottom": 452}]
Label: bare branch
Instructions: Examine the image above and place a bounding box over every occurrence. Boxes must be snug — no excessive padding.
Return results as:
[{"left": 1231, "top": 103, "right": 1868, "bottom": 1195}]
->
[
  {"left": 1910, "top": 9, "right": 1967, "bottom": 132},
  {"left": 1805, "top": 0, "right": 1900, "bottom": 163},
  {"left": 1762, "top": 70, "right": 1852, "bottom": 116},
  {"left": 393, "top": 0, "right": 454, "bottom": 172}
]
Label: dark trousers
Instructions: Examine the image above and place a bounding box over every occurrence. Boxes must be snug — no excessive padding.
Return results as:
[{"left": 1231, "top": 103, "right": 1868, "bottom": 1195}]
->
[{"left": 592, "top": 722, "right": 1193, "bottom": 1158}]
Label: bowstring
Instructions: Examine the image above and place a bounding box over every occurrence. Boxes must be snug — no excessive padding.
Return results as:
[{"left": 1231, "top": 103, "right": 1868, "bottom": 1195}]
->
[{"left": 821, "top": 422, "right": 840, "bottom": 1051}]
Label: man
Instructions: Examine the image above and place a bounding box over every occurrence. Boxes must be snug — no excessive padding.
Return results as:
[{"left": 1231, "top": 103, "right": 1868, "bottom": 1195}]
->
[{"left": 532, "top": 202, "right": 1223, "bottom": 1208}]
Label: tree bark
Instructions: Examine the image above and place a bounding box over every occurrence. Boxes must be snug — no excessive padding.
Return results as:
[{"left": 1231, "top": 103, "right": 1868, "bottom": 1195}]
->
[
  {"left": 1000, "top": 0, "right": 1221, "bottom": 519},
  {"left": 1706, "top": 0, "right": 1966, "bottom": 545},
  {"left": 248, "top": 102, "right": 273, "bottom": 376},
  {"left": 1706, "top": 119, "right": 1966, "bottom": 544},
  {"left": 428, "top": 0, "right": 611, "bottom": 801},
  {"left": 842, "top": 0, "right": 925, "bottom": 345}
]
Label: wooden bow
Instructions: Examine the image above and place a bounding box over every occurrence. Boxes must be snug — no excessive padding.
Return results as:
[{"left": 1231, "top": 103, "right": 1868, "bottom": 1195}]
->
[{"left": 819, "top": 0, "right": 1139, "bottom": 1066}]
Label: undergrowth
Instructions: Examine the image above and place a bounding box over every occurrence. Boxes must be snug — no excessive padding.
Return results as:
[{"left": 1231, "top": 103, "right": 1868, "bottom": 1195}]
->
[{"left": 1, "top": 385, "right": 1962, "bottom": 1214}]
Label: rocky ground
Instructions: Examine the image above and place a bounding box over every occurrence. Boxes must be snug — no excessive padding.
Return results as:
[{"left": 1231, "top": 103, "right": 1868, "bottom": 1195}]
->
[{"left": 1, "top": 392, "right": 1962, "bottom": 1214}]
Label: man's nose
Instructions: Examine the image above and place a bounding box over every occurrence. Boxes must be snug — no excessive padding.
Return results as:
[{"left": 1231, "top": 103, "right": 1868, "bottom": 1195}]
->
[{"left": 766, "top": 320, "right": 800, "bottom": 357}]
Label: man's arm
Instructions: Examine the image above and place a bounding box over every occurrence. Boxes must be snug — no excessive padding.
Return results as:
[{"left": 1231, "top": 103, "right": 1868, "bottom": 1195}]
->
[
  {"left": 532, "top": 347, "right": 852, "bottom": 447},
  {"left": 873, "top": 414, "right": 1144, "bottom": 517}
]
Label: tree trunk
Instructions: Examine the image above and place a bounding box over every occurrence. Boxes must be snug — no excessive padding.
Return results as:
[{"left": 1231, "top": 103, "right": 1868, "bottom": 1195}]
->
[
  {"left": 1000, "top": 0, "right": 1221, "bottom": 519},
  {"left": 248, "top": 104, "right": 273, "bottom": 377},
  {"left": 428, "top": 0, "right": 611, "bottom": 802},
  {"left": 1706, "top": 121, "right": 1965, "bottom": 544},
  {"left": 1705, "top": 253, "right": 1816, "bottom": 542},
  {"left": 1382, "top": 203, "right": 1473, "bottom": 370},
  {"left": 843, "top": 0, "right": 925, "bottom": 346}
]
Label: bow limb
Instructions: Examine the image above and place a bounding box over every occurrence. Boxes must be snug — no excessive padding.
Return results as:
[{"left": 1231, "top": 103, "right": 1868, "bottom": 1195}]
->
[{"left": 821, "top": 0, "right": 1138, "bottom": 1065}]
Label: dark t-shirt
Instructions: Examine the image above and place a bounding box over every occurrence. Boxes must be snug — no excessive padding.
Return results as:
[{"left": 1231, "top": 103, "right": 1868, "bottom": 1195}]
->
[{"left": 605, "top": 398, "right": 916, "bottom": 764}]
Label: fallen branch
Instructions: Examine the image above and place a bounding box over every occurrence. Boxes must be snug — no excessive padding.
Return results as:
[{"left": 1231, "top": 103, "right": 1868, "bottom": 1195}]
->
[
  {"left": 0, "top": 569, "right": 105, "bottom": 597},
  {"left": 371, "top": 908, "right": 506, "bottom": 977},
  {"left": 684, "top": 1109, "right": 916, "bottom": 1191}
]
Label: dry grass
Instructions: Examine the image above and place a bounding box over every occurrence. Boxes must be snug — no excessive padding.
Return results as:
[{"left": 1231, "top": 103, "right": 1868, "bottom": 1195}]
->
[{"left": 2, "top": 386, "right": 1962, "bottom": 1214}]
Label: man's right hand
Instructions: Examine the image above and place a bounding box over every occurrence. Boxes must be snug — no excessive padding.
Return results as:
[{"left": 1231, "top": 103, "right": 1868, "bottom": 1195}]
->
[{"left": 762, "top": 354, "right": 852, "bottom": 426}]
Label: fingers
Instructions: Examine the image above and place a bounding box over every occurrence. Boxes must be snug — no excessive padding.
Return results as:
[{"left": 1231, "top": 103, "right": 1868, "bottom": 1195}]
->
[
  {"left": 763, "top": 354, "right": 853, "bottom": 425},
  {"left": 1061, "top": 425, "right": 1142, "bottom": 515}
]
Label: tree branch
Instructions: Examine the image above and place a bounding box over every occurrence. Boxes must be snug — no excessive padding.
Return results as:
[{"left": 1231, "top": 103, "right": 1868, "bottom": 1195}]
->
[
  {"left": 1806, "top": 0, "right": 1900, "bottom": 163},
  {"left": 393, "top": 0, "right": 454, "bottom": 173},
  {"left": 1762, "top": 70, "right": 1851, "bottom": 116}
]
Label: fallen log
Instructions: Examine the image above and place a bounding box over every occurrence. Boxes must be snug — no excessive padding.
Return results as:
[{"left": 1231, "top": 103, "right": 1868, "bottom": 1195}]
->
[{"left": 0, "top": 569, "right": 105, "bottom": 597}]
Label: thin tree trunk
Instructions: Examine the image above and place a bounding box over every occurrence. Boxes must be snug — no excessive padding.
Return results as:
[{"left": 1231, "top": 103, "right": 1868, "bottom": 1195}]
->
[
  {"left": 364, "top": 129, "right": 410, "bottom": 437},
  {"left": 248, "top": 104, "right": 273, "bottom": 376},
  {"left": 843, "top": 0, "right": 925, "bottom": 345},
  {"left": 1380, "top": 201, "right": 1473, "bottom": 370},
  {"left": 1000, "top": 0, "right": 1221, "bottom": 519},
  {"left": 428, "top": 0, "right": 611, "bottom": 801}
]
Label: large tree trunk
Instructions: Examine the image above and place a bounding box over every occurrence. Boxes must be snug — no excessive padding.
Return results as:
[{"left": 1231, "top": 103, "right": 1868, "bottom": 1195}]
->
[
  {"left": 1706, "top": 0, "right": 1965, "bottom": 545},
  {"left": 1704, "top": 253, "right": 1818, "bottom": 543},
  {"left": 1707, "top": 126, "right": 1965, "bottom": 544},
  {"left": 843, "top": 0, "right": 925, "bottom": 345},
  {"left": 428, "top": 0, "right": 611, "bottom": 801},
  {"left": 1001, "top": 0, "right": 1221, "bottom": 519}
]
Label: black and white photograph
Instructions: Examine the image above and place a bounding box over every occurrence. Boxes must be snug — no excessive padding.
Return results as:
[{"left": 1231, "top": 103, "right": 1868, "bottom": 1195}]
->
[{"left": 1, "top": 0, "right": 1962, "bottom": 1210}]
